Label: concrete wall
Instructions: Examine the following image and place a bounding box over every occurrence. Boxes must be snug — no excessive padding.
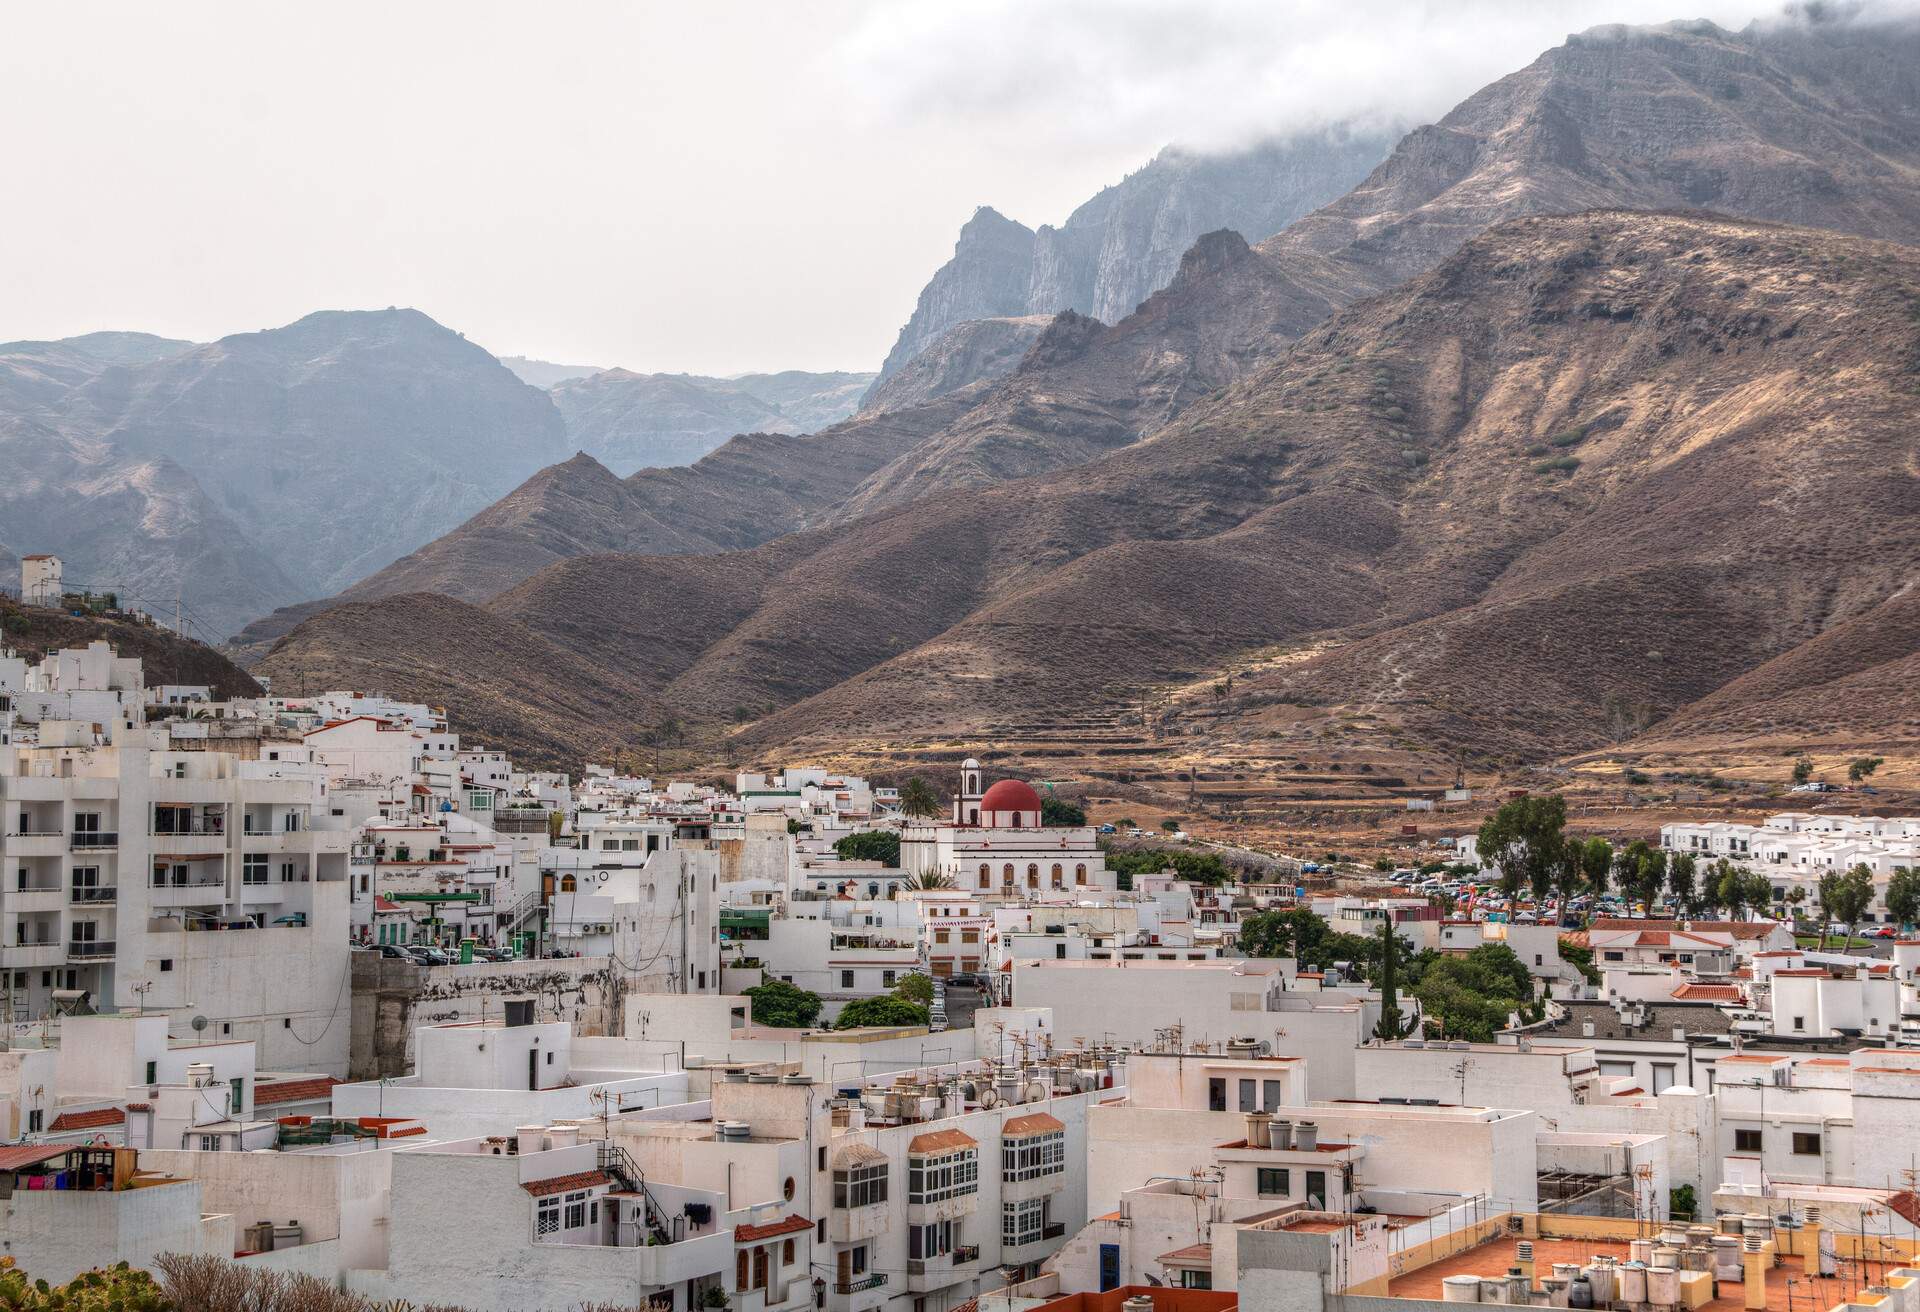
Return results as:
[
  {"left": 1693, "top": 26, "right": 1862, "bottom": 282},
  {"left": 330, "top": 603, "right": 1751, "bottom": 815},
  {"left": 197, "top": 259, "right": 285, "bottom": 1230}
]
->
[
  {"left": 1, "top": 1179, "right": 231, "bottom": 1284},
  {"left": 140, "top": 1142, "right": 395, "bottom": 1273},
  {"left": 348, "top": 952, "right": 619, "bottom": 1078}
]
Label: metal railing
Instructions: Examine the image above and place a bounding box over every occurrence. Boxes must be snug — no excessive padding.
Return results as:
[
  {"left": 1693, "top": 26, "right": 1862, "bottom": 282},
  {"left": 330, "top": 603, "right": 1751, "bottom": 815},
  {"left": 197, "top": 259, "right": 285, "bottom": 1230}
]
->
[
  {"left": 67, "top": 940, "right": 116, "bottom": 958},
  {"left": 70, "top": 832, "right": 118, "bottom": 850},
  {"left": 70, "top": 886, "right": 117, "bottom": 904},
  {"left": 834, "top": 1275, "right": 886, "bottom": 1295}
]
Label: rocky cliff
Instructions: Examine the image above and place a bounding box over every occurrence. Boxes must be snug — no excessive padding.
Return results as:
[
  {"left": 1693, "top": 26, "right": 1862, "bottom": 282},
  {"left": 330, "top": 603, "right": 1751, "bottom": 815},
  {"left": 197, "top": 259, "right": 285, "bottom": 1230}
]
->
[{"left": 866, "top": 126, "right": 1393, "bottom": 394}]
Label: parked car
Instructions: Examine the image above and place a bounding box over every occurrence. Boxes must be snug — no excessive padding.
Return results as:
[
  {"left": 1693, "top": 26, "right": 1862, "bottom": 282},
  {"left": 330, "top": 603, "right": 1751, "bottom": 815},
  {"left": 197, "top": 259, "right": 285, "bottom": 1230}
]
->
[{"left": 1097, "top": 824, "right": 1117, "bottom": 835}]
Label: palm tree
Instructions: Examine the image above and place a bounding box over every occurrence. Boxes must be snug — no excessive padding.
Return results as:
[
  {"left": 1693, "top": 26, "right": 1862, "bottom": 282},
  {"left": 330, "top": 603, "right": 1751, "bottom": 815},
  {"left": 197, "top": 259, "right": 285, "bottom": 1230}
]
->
[
  {"left": 899, "top": 776, "right": 941, "bottom": 819},
  {"left": 901, "top": 869, "right": 954, "bottom": 892}
]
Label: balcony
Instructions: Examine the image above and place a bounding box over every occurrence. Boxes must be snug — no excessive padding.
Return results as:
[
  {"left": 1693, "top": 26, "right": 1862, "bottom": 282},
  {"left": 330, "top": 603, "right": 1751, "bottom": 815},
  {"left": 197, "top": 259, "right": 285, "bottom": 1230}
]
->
[
  {"left": 906, "top": 1246, "right": 980, "bottom": 1292},
  {"left": 67, "top": 940, "right": 116, "bottom": 959},
  {"left": 70, "top": 832, "right": 118, "bottom": 851},
  {"left": 833, "top": 1274, "right": 886, "bottom": 1295},
  {"left": 1043, "top": 1222, "right": 1067, "bottom": 1240},
  {"left": 4, "top": 831, "right": 66, "bottom": 857},
  {"left": 70, "top": 886, "right": 118, "bottom": 904},
  {"left": 4, "top": 942, "right": 63, "bottom": 967}
]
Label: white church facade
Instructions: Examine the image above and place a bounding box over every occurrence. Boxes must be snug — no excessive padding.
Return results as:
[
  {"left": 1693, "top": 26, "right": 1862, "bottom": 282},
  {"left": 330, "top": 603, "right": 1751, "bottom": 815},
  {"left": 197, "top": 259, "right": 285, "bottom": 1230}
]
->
[{"left": 899, "top": 758, "right": 1118, "bottom": 898}]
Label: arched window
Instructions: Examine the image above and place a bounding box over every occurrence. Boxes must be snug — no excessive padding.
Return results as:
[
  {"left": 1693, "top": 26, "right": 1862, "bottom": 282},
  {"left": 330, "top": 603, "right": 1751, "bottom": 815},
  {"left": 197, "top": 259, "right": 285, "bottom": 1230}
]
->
[
  {"left": 736, "top": 1252, "right": 749, "bottom": 1291},
  {"left": 978, "top": 864, "right": 991, "bottom": 889},
  {"left": 1050, "top": 863, "right": 1064, "bottom": 887},
  {"left": 1003, "top": 863, "right": 1015, "bottom": 884},
  {"left": 1011, "top": 812, "right": 1023, "bottom": 827},
  {"left": 1075, "top": 863, "right": 1088, "bottom": 885},
  {"left": 868, "top": 882, "right": 879, "bottom": 897},
  {"left": 559, "top": 873, "right": 577, "bottom": 892},
  {"left": 1027, "top": 863, "right": 1040, "bottom": 888}
]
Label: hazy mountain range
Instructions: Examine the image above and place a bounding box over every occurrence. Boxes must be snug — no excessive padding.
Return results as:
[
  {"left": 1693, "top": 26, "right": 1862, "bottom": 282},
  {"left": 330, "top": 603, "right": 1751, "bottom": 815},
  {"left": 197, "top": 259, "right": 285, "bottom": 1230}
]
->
[{"left": 245, "top": 15, "right": 1920, "bottom": 768}]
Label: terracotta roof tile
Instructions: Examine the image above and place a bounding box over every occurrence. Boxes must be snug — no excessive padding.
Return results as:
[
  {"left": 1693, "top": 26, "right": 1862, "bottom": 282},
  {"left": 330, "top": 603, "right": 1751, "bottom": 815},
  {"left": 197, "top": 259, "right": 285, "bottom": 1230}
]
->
[
  {"left": 1002, "top": 1113, "right": 1065, "bottom": 1137},
  {"left": 522, "top": 1169, "right": 610, "bottom": 1197},
  {"left": 255, "top": 1077, "right": 339, "bottom": 1107},
  {"left": 736, "top": 1214, "right": 814, "bottom": 1243},
  {"left": 908, "top": 1128, "right": 978, "bottom": 1155},
  {"left": 47, "top": 1107, "right": 126, "bottom": 1132}
]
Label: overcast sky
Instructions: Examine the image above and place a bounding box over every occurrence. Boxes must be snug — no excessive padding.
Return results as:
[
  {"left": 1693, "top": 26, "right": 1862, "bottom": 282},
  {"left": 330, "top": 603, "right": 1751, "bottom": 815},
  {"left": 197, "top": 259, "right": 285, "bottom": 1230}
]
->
[{"left": 0, "top": 0, "right": 1842, "bottom": 375}]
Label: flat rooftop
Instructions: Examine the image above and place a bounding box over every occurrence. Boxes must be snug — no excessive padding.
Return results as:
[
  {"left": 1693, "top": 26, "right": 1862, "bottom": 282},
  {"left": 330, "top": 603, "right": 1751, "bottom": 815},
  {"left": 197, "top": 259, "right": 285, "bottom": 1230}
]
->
[{"left": 1388, "top": 1236, "right": 1852, "bottom": 1312}]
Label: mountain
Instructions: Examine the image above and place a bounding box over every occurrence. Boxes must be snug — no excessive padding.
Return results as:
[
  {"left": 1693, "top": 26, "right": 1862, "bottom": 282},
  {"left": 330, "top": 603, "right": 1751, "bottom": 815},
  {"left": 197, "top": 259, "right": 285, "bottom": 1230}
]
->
[
  {"left": 857, "top": 316, "right": 1053, "bottom": 416},
  {"left": 259, "top": 211, "right": 1920, "bottom": 768},
  {"left": 548, "top": 368, "right": 877, "bottom": 475},
  {"left": 0, "top": 310, "right": 573, "bottom": 635},
  {"left": 291, "top": 13, "right": 1920, "bottom": 644},
  {"left": 223, "top": 393, "right": 980, "bottom": 661},
  {"left": 499, "top": 355, "right": 605, "bottom": 388},
  {"left": 869, "top": 127, "right": 1395, "bottom": 390}
]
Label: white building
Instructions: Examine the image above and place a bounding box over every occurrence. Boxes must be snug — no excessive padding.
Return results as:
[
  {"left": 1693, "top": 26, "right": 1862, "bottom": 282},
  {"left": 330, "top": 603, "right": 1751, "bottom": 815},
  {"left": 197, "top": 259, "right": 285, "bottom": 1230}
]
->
[{"left": 2, "top": 651, "right": 353, "bottom": 1072}]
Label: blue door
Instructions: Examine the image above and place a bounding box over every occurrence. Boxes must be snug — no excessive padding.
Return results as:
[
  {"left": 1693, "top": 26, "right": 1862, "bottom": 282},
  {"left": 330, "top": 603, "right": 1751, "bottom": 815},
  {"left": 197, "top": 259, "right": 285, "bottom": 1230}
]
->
[{"left": 1099, "top": 1244, "right": 1120, "bottom": 1292}]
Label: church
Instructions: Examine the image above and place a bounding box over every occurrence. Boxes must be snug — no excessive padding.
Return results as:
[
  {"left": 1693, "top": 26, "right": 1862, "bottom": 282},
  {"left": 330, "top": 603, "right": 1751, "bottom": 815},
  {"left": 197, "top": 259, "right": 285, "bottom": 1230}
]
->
[{"left": 900, "top": 758, "right": 1118, "bottom": 897}]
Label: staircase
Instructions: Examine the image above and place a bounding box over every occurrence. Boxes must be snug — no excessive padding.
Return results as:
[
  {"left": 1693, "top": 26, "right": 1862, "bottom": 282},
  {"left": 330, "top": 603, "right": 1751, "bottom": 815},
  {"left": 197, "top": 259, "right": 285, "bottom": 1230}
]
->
[{"left": 598, "top": 1142, "right": 674, "bottom": 1245}]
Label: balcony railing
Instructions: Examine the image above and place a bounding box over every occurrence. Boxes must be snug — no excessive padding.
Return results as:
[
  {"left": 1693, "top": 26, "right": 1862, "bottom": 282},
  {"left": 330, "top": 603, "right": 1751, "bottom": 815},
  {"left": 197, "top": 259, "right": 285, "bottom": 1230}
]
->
[
  {"left": 834, "top": 1274, "right": 887, "bottom": 1295},
  {"left": 152, "top": 821, "right": 224, "bottom": 836},
  {"left": 70, "top": 886, "right": 117, "bottom": 904},
  {"left": 153, "top": 872, "right": 225, "bottom": 889},
  {"left": 67, "top": 940, "right": 116, "bottom": 958},
  {"left": 70, "top": 832, "right": 118, "bottom": 850},
  {"left": 5, "top": 828, "right": 62, "bottom": 838},
  {"left": 1042, "top": 1222, "right": 1066, "bottom": 1240}
]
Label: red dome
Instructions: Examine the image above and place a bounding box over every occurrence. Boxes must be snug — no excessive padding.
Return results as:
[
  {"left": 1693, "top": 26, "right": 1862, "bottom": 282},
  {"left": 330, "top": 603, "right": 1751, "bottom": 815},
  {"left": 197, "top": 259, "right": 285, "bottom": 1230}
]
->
[{"left": 979, "top": 779, "right": 1043, "bottom": 816}]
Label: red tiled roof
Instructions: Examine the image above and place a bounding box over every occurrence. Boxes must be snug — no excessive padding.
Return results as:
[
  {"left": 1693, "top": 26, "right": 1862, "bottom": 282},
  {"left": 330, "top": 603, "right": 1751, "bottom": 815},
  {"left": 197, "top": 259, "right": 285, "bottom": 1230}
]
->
[
  {"left": 1672, "top": 984, "right": 1742, "bottom": 1002},
  {"left": 0, "top": 1145, "right": 75, "bottom": 1170},
  {"left": 736, "top": 1213, "right": 814, "bottom": 1243},
  {"left": 522, "top": 1169, "right": 610, "bottom": 1197},
  {"left": 47, "top": 1107, "right": 126, "bottom": 1132},
  {"left": 1590, "top": 918, "right": 1779, "bottom": 940},
  {"left": 909, "top": 1128, "right": 978, "bottom": 1154},
  {"left": 255, "top": 1077, "right": 340, "bottom": 1107},
  {"left": 1158, "top": 1243, "right": 1213, "bottom": 1265},
  {"left": 1003, "top": 1113, "right": 1065, "bottom": 1137}
]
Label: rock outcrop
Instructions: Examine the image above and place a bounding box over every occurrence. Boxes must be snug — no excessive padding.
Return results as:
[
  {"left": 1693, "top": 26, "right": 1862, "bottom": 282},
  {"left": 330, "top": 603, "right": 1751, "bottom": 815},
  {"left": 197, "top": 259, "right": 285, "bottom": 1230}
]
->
[{"left": 867, "top": 126, "right": 1394, "bottom": 391}]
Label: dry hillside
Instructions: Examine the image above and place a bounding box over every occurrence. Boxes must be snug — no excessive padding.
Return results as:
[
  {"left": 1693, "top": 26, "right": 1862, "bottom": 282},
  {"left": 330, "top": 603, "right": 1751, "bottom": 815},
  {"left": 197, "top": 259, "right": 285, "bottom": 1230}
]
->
[{"left": 261, "top": 212, "right": 1920, "bottom": 770}]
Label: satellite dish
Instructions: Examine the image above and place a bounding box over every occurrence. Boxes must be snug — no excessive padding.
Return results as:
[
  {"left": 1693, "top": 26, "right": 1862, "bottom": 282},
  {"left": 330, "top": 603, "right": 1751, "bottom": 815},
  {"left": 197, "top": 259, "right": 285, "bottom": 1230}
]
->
[
  {"left": 1024, "top": 1080, "right": 1049, "bottom": 1104},
  {"left": 190, "top": 1014, "right": 210, "bottom": 1032},
  {"left": 979, "top": 1088, "right": 999, "bottom": 1109}
]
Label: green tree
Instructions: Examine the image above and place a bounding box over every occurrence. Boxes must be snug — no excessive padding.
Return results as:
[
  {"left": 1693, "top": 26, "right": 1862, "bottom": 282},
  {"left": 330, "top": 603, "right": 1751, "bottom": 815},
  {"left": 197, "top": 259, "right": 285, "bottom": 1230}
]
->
[
  {"left": 835, "top": 996, "right": 930, "bottom": 1029},
  {"left": 1849, "top": 756, "right": 1885, "bottom": 786},
  {"left": 1559, "top": 940, "right": 1601, "bottom": 986},
  {"left": 1103, "top": 847, "right": 1231, "bottom": 886},
  {"left": 1820, "top": 863, "right": 1876, "bottom": 951},
  {"left": 833, "top": 830, "right": 901, "bottom": 866},
  {"left": 1885, "top": 867, "right": 1920, "bottom": 929},
  {"left": 1238, "top": 908, "right": 1325, "bottom": 960},
  {"left": 891, "top": 972, "right": 935, "bottom": 1005},
  {"left": 1371, "top": 922, "right": 1419, "bottom": 1039},
  {"left": 1715, "top": 861, "right": 1756, "bottom": 919},
  {"left": 898, "top": 776, "right": 941, "bottom": 818},
  {"left": 1161, "top": 817, "right": 1183, "bottom": 833},
  {"left": 1476, "top": 795, "right": 1569, "bottom": 901},
  {"left": 1667, "top": 853, "right": 1698, "bottom": 916},
  {"left": 1578, "top": 837, "right": 1614, "bottom": 896},
  {"left": 1792, "top": 756, "right": 1815, "bottom": 785},
  {"left": 744, "top": 979, "right": 823, "bottom": 1028},
  {"left": 1042, "top": 796, "right": 1088, "bottom": 826},
  {"left": 1413, "top": 944, "right": 1535, "bottom": 1041}
]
